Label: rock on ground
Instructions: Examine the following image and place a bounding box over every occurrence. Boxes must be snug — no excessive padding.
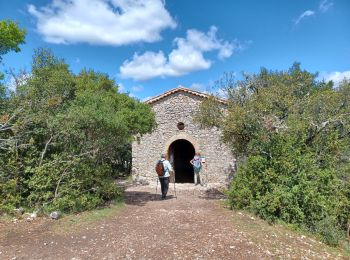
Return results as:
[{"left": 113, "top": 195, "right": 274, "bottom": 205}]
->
[{"left": 0, "top": 184, "right": 346, "bottom": 259}]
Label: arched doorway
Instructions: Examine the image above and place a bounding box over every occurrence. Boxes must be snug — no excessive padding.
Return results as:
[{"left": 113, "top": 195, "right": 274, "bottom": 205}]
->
[{"left": 168, "top": 139, "right": 195, "bottom": 183}]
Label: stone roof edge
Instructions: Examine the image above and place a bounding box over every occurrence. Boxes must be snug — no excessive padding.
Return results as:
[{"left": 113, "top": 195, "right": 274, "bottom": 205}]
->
[{"left": 144, "top": 87, "right": 227, "bottom": 105}]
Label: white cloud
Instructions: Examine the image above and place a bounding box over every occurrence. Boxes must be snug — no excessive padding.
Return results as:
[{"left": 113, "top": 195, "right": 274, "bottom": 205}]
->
[
  {"left": 117, "top": 82, "right": 143, "bottom": 98},
  {"left": 117, "top": 82, "right": 127, "bottom": 93},
  {"left": 177, "top": 83, "right": 229, "bottom": 98},
  {"left": 6, "top": 73, "right": 31, "bottom": 92},
  {"left": 216, "top": 88, "right": 228, "bottom": 99},
  {"left": 128, "top": 93, "right": 137, "bottom": 98},
  {"left": 28, "top": 0, "right": 176, "bottom": 46},
  {"left": 189, "top": 83, "right": 206, "bottom": 92},
  {"left": 131, "top": 85, "right": 144, "bottom": 92},
  {"left": 319, "top": 71, "right": 350, "bottom": 86},
  {"left": 319, "top": 0, "right": 334, "bottom": 13},
  {"left": 120, "top": 26, "right": 245, "bottom": 80},
  {"left": 294, "top": 1, "right": 334, "bottom": 26},
  {"left": 294, "top": 10, "right": 315, "bottom": 25},
  {"left": 119, "top": 51, "right": 171, "bottom": 80},
  {"left": 177, "top": 83, "right": 208, "bottom": 93}
]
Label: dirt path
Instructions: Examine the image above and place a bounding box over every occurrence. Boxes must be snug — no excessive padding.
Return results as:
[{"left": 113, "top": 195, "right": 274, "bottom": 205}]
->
[{"left": 0, "top": 184, "right": 346, "bottom": 259}]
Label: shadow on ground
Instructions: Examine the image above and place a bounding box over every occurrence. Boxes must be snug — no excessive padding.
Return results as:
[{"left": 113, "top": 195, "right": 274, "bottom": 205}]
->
[
  {"left": 124, "top": 190, "right": 176, "bottom": 206},
  {"left": 124, "top": 184, "right": 226, "bottom": 206},
  {"left": 199, "top": 188, "right": 227, "bottom": 200}
]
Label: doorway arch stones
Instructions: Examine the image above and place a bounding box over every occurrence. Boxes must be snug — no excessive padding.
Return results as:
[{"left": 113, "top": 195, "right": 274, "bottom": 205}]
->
[{"left": 164, "top": 133, "right": 200, "bottom": 156}]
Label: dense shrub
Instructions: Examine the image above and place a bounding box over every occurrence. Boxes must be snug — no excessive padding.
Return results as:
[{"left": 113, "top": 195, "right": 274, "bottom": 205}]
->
[
  {"left": 198, "top": 65, "right": 350, "bottom": 245},
  {"left": 0, "top": 49, "right": 155, "bottom": 214},
  {"left": 313, "top": 216, "right": 345, "bottom": 246}
]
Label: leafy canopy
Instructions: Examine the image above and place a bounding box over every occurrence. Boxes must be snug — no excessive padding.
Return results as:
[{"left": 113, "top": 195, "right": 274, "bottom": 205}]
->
[
  {"left": 0, "top": 20, "right": 26, "bottom": 102},
  {"left": 0, "top": 48, "right": 155, "bottom": 214},
  {"left": 0, "top": 20, "right": 26, "bottom": 62},
  {"left": 197, "top": 63, "right": 350, "bottom": 246}
]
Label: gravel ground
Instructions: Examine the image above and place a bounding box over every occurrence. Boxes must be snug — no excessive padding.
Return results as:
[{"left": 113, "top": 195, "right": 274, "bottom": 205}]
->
[{"left": 0, "top": 184, "right": 346, "bottom": 259}]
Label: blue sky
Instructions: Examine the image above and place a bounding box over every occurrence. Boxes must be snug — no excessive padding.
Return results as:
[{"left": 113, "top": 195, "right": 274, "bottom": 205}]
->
[{"left": 1, "top": 0, "right": 349, "bottom": 100}]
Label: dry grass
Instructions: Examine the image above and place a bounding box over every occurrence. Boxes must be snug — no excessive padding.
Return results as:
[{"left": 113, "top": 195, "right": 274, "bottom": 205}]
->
[
  {"left": 51, "top": 199, "right": 124, "bottom": 234},
  {"left": 223, "top": 205, "right": 350, "bottom": 259}
]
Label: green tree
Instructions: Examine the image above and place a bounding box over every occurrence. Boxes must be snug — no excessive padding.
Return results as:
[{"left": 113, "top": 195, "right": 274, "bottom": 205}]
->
[
  {"left": 0, "top": 20, "right": 26, "bottom": 107},
  {"left": 0, "top": 19, "right": 25, "bottom": 62},
  {"left": 0, "top": 49, "right": 155, "bottom": 213},
  {"left": 197, "top": 64, "right": 350, "bottom": 245}
]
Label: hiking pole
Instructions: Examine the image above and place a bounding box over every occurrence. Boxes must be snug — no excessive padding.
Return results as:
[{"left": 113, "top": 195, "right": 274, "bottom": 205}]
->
[
  {"left": 155, "top": 177, "right": 159, "bottom": 200},
  {"left": 173, "top": 171, "right": 177, "bottom": 199},
  {"left": 206, "top": 166, "right": 208, "bottom": 187}
]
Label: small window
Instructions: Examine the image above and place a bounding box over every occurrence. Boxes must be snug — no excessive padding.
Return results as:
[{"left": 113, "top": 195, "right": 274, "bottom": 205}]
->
[{"left": 177, "top": 122, "right": 185, "bottom": 130}]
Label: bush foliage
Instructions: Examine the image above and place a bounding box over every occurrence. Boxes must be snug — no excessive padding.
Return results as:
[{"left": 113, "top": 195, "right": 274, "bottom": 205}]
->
[
  {"left": 0, "top": 49, "right": 155, "bottom": 213},
  {"left": 197, "top": 64, "right": 350, "bottom": 245}
]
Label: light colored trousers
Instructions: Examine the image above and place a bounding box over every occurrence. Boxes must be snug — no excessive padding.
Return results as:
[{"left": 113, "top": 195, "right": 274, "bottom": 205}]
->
[{"left": 194, "top": 169, "right": 201, "bottom": 185}]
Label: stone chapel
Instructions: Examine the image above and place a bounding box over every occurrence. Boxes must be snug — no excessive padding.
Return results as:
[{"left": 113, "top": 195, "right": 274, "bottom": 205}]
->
[{"left": 132, "top": 87, "right": 235, "bottom": 184}]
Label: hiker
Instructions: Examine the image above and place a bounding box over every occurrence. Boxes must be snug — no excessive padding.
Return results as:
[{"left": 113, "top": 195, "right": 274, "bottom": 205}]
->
[
  {"left": 190, "top": 152, "right": 202, "bottom": 186},
  {"left": 156, "top": 154, "right": 173, "bottom": 200}
]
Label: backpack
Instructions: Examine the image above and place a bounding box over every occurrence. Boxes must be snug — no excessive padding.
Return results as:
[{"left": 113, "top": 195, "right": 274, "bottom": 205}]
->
[{"left": 155, "top": 160, "right": 165, "bottom": 176}]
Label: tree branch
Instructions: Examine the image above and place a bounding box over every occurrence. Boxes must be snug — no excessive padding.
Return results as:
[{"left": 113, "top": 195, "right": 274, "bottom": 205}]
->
[
  {"left": 39, "top": 135, "right": 53, "bottom": 166},
  {"left": 54, "top": 165, "right": 70, "bottom": 199},
  {"left": 307, "top": 118, "right": 348, "bottom": 144},
  {"left": 0, "top": 108, "right": 22, "bottom": 131}
]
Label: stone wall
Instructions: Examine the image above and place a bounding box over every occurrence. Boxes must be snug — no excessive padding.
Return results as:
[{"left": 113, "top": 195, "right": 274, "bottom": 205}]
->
[{"left": 132, "top": 91, "right": 235, "bottom": 184}]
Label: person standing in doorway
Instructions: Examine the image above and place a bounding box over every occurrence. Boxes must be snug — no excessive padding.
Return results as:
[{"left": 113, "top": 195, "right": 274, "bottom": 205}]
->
[
  {"left": 190, "top": 152, "right": 202, "bottom": 186},
  {"left": 156, "top": 154, "right": 173, "bottom": 200}
]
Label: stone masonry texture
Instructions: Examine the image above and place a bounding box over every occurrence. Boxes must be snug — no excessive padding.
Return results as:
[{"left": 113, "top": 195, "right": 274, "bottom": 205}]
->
[{"left": 132, "top": 90, "right": 235, "bottom": 184}]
